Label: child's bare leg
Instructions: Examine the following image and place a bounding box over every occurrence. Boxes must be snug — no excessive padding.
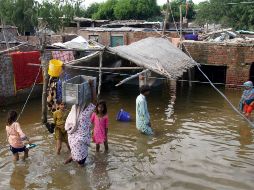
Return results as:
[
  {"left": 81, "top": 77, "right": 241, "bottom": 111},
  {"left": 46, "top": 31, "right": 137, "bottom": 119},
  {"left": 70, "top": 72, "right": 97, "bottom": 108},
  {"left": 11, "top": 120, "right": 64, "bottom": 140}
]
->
[
  {"left": 96, "top": 144, "right": 100, "bottom": 152},
  {"left": 104, "top": 141, "right": 109, "bottom": 152},
  {"left": 23, "top": 149, "right": 29, "bottom": 160},
  {"left": 56, "top": 140, "right": 62, "bottom": 155},
  {"left": 13, "top": 153, "right": 19, "bottom": 161},
  {"left": 64, "top": 156, "right": 73, "bottom": 164}
]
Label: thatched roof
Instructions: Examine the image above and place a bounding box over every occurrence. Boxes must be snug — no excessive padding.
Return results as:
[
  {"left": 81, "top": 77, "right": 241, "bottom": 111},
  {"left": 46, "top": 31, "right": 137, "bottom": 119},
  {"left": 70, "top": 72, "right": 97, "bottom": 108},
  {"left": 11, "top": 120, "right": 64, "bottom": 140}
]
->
[{"left": 106, "top": 37, "right": 195, "bottom": 79}]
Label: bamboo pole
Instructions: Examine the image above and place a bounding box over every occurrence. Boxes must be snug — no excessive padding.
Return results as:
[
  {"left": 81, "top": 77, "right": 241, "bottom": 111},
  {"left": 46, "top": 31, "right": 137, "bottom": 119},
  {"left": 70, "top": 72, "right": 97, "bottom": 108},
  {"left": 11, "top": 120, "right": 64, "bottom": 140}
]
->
[
  {"left": 163, "top": 0, "right": 170, "bottom": 36},
  {"left": 41, "top": 35, "right": 48, "bottom": 124},
  {"left": 97, "top": 51, "right": 103, "bottom": 98},
  {"left": 115, "top": 69, "right": 149, "bottom": 87},
  {"left": 0, "top": 43, "right": 28, "bottom": 55},
  {"left": 65, "top": 65, "right": 143, "bottom": 70},
  {"left": 179, "top": 4, "right": 183, "bottom": 50}
]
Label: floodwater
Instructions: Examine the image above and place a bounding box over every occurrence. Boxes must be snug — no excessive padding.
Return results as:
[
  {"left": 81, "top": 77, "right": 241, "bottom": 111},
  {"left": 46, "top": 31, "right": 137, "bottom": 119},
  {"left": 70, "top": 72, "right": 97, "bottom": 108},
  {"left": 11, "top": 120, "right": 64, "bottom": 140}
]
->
[{"left": 0, "top": 82, "right": 253, "bottom": 190}]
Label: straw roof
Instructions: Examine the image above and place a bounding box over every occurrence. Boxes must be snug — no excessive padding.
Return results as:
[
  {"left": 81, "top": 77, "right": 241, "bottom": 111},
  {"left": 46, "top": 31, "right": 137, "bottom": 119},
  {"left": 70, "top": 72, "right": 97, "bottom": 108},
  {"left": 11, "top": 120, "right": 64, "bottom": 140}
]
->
[{"left": 107, "top": 37, "right": 195, "bottom": 79}]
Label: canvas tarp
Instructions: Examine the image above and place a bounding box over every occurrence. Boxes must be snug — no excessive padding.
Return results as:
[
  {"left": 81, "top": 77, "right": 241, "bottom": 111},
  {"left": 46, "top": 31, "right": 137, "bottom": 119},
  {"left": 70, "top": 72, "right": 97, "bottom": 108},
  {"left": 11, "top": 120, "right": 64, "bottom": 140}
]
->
[{"left": 106, "top": 37, "right": 195, "bottom": 79}]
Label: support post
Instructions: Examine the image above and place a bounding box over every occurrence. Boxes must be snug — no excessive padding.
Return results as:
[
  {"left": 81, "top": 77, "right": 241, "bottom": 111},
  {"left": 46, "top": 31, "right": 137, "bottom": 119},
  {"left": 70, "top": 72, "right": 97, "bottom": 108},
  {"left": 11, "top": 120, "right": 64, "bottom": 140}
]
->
[
  {"left": 188, "top": 69, "right": 192, "bottom": 87},
  {"left": 163, "top": 0, "right": 170, "bottom": 36},
  {"left": 179, "top": 4, "right": 183, "bottom": 50},
  {"left": 41, "top": 35, "right": 48, "bottom": 124},
  {"left": 97, "top": 51, "right": 103, "bottom": 98}
]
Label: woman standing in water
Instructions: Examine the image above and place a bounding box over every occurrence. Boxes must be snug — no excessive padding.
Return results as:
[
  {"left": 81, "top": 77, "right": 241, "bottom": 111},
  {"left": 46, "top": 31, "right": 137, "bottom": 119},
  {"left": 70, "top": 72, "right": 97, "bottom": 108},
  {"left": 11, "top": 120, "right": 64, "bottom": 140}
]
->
[
  {"left": 239, "top": 81, "right": 254, "bottom": 119},
  {"left": 64, "top": 80, "right": 96, "bottom": 167}
]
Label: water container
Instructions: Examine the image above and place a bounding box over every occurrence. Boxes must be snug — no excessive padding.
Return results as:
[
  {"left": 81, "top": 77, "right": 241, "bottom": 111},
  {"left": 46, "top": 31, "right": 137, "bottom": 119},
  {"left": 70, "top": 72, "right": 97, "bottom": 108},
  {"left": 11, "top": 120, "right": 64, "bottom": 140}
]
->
[
  {"left": 184, "top": 34, "right": 198, "bottom": 41},
  {"left": 48, "top": 59, "right": 63, "bottom": 77},
  {"left": 62, "top": 75, "right": 96, "bottom": 105},
  {"left": 116, "top": 109, "right": 131, "bottom": 122}
]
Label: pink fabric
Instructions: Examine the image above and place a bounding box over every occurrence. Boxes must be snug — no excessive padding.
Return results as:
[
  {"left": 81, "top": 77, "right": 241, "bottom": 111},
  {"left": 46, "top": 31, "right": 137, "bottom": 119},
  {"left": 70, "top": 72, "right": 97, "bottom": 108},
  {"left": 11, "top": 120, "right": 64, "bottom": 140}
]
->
[
  {"left": 6, "top": 122, "right": 26, "bottom": 148},
  {"left": 91, "top": 113, "right": 108, "bottom": 144},
  {"left": 52, "top": 51, "right": 74, "bottom": 63},
  {"left": 68, "top": 103, "right": 95, "bottom": 161}
]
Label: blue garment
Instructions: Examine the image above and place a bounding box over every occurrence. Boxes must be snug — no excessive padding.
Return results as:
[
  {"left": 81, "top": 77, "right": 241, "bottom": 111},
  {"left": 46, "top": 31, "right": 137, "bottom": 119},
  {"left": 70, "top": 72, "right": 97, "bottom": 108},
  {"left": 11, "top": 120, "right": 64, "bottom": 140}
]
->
[
  {"left": 239, "top": 88, "right": 254, "bottom": 111},
  {"left": 136, "top": 94, "right": 153, "bottom": 135}
]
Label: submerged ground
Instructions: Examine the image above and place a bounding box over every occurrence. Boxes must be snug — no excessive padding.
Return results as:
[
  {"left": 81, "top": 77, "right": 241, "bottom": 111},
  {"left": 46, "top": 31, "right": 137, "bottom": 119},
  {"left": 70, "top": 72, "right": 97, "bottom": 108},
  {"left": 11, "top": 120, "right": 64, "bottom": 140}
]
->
[{"left": 0, "top": 83, "right": 253, "bottom": 190}]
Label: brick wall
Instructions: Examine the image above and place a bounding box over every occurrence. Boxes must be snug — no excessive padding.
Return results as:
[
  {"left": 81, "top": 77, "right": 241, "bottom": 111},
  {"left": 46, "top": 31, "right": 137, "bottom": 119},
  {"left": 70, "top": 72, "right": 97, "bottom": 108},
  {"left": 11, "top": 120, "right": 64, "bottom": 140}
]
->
[
  {"left": 79, "top": 30, "right": 177, "bottom": 46},
  {"left": 183, "top": 41, "right": 254, "bottom": 87}
]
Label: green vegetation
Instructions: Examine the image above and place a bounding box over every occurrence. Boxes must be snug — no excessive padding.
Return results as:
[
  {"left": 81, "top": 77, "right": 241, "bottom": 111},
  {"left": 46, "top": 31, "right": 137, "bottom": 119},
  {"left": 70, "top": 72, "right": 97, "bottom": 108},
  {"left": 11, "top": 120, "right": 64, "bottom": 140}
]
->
[
  {"left": 0, "top": 0, "right": 253, "bottom": 33},
  {"left": 195, "top": 0, "right": 254, "bottom": 30}
]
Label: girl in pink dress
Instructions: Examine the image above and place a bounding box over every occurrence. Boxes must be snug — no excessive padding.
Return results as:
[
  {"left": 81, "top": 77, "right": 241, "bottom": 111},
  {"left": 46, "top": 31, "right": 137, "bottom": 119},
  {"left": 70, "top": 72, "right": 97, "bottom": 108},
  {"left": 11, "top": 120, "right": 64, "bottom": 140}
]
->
[{"left": 91, "top": 100, "right": 109, "bottom": 152}]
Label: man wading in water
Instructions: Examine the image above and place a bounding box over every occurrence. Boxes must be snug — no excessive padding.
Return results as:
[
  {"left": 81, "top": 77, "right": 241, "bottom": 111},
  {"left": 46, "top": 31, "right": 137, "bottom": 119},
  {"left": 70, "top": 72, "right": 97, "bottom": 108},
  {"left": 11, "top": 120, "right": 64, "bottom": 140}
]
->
[{"left": 136, "top": 85, "right": 153, "bottom": 135}]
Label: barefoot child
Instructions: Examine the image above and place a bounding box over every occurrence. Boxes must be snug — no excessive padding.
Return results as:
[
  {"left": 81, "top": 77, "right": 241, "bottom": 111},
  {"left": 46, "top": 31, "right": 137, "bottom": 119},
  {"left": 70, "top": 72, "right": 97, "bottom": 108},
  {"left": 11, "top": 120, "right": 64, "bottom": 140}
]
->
[
  {"left": 6, "top": 111, "right": 31, "bottom": 161},
  {"left": 91, "top": 100, "right": 109, "bottom": 152},
  {"left": 53, "top": 101, "right": 70, "bottom": 154}
]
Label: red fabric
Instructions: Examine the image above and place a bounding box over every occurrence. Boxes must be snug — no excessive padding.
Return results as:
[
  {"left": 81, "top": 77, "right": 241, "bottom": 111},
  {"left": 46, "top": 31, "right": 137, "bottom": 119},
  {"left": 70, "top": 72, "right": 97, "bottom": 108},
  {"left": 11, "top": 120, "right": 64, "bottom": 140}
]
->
[
  {"left": 244, "top": 103, "right": 254, "bottom": 114},
  {"left": 11, "top": 51, "right": 42, "bottom": 91}
]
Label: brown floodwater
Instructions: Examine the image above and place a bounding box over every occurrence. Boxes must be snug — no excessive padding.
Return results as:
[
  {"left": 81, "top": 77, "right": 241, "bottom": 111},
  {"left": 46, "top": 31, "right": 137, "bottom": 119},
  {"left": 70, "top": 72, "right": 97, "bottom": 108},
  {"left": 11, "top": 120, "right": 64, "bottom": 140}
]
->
[{"left": 0, "top": 82, "right": 253, "bottom": 190}]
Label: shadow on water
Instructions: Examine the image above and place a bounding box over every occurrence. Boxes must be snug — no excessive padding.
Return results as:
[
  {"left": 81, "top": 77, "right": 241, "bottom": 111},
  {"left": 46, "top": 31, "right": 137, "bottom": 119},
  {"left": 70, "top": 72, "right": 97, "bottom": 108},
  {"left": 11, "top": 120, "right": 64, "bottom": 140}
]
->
[{"left": 0, "top": 82, "right": 254, "bottom": 190}]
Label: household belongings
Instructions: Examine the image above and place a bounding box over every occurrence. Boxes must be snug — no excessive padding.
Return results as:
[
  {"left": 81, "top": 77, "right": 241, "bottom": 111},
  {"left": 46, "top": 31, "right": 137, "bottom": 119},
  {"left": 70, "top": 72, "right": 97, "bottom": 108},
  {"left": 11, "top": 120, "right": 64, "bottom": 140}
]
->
[
  {"left": 62, "top": 75, "right": 96, "bottom": 105},
  {"left": 116, "top": 109, "right": 131, "bottom": 122},
  {"left": 48, "top": 59, "right": 63, "bottom": 77}
]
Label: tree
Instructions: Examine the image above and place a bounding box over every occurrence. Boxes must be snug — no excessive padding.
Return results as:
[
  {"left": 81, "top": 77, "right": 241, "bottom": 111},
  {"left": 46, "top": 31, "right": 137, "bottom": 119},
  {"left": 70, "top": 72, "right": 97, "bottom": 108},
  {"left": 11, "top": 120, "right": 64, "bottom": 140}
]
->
[
  {"left": 93, "top": 0, "right": 118, "bottom": 20},
  {"left": 114, "top": 0, "right": 137, "bottom": 20},
  {"left": 195, "top": 0, "right": 254, "bottom": 30},
  {"left": 84, "top": 3, "right": 100, "bottom": 18},
  {"left": 0, "top": 0, "right": 38, "bottom": 34}
]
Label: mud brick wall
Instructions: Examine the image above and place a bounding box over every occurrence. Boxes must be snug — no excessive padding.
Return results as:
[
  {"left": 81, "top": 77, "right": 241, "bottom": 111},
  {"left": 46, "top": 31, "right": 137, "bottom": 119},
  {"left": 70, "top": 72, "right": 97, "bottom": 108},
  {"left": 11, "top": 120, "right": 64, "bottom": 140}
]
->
[
  {"left": 0, "top": 55, "right": 15, "bottom": 99},
  {"left": 79, "top": 30, "right": 177, "bottom": 46},
  {"left": 183, "top": 41, "right": 254, "bottom": 88}
]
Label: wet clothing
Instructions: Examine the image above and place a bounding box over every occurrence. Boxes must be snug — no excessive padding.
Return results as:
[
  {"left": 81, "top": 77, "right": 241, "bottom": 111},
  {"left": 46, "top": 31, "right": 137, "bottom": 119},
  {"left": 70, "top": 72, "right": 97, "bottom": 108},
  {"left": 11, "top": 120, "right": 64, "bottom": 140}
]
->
[
  {"left": 91, "top": 113, "right": 108, "bottom": 144},
  {"left": 239, "top": 88, "right": 254, "bottom": 112},
  {"left": 54, "top": 127, "right": 68, "bottom": 143},
  {"left": 53, "top": 109, "right": 68, "bottom": 142},
  {"left": 6, "top": 122, "right": 27, "bottom": 148},
  {"left": 66, "top": 103, "right": 95, "bottom": 162},
  {"left": 136, "top": 94, "right": 153, "bottom": 135},
  {"left": 53, "top": 110, "right": 68, "bottom": 127},
  {"left": 10, "top": 145, "right": 27, "bottom": 154}
]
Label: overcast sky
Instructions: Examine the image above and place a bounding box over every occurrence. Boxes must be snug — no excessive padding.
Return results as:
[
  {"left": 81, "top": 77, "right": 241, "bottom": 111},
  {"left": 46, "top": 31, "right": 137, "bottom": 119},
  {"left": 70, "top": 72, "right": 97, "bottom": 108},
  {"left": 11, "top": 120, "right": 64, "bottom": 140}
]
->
[{"left": 85, "top": 0, "right": 207, "bottom": 7}]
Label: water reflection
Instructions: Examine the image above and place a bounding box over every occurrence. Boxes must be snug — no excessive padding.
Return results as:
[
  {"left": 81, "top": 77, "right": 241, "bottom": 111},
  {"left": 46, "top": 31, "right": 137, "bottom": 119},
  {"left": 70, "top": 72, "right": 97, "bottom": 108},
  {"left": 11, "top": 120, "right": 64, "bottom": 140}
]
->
[
  {"left": 91, "top": 153, "right": 111, "bottom": 190},
  {"left": 10, "top": 164, "right": 29, "bottom": 190}
]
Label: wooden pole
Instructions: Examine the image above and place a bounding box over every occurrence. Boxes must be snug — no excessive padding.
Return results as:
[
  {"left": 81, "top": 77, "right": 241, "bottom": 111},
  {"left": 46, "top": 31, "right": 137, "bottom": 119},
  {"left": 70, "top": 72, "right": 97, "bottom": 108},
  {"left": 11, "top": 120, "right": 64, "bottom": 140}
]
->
[
  {"left": 163, "top": 0, "right": 170, "bottom": 36},
  {"left": 41, "top": 34, "right": 49, "bottom": 124},
  {"left": 115, "top": 69, "right": 149, "bottom": 87},
  {"left": 179, "top": 4, "right": 183, "bottom": 50},
  {"left": 97, "top": 51, "right": 103, "bottom": 98}
]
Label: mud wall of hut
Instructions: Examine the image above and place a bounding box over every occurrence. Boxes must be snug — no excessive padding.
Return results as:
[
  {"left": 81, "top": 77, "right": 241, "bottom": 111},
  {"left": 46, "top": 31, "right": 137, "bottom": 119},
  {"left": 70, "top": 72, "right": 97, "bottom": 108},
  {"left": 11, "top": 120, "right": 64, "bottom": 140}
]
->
[
  {"left": 0, "top": 55, "right": 15, "bottom": 99},
  {"left": 183, "top": 41, "right": 254, "bottom": 88}
]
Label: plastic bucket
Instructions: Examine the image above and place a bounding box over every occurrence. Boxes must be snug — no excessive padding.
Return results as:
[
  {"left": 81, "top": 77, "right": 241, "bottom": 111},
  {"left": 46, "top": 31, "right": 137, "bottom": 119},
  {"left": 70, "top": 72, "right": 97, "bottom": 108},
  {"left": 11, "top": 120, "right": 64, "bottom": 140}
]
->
[
  {"left": 48, "top": 59, "right": 63, "bottom": 77},
  {"left": 116, "top": 109, "right": 131, "bottom": 122}
]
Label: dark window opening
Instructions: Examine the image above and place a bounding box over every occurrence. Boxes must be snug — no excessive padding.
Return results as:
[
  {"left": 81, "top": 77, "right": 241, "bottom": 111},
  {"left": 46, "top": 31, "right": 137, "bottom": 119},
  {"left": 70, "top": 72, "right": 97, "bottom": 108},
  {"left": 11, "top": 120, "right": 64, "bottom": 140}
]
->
[
  {"left": 193, "top": 65, "right": 227, "bottom": 84},
  {"left": 249, "top": 63, "right": 254, "bottom": 84}
]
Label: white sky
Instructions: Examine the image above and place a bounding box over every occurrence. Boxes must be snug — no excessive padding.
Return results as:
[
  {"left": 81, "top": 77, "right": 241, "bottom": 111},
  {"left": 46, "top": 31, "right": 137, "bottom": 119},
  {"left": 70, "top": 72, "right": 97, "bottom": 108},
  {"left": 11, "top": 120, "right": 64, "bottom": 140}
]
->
[{"left": 84, "top": 0, "right": 207, "bottom": 7}]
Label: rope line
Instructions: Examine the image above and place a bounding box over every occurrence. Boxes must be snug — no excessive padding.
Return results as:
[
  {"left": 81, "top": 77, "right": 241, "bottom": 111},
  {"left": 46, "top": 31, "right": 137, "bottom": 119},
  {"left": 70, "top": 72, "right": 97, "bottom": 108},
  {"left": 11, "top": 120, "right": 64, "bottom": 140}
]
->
[{"left": 17, "top": 65, "right": 42, "bottom": 121}]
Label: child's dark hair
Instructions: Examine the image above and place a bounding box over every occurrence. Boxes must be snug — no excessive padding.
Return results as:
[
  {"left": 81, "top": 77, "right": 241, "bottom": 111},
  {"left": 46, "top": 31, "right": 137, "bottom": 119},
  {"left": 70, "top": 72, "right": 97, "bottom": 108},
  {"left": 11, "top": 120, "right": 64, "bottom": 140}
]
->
[
  {"left": 140, "top": 85, "right": 151, "bottom": 94},
  {"left": 7, "top": 110, "right": 18, "bottom": 125},
  {"left": 95, "top": 100, "right": 107, "bottom": 115}
]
